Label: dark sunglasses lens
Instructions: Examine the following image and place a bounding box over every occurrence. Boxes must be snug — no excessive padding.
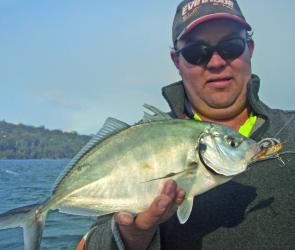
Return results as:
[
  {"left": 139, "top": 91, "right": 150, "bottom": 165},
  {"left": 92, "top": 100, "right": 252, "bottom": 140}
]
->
[
  {"left": 218, "top": 38, "right": 245, "bottom": 60},
  {"left": 181, "top": 44, "right": 211, "bottom": 65}
]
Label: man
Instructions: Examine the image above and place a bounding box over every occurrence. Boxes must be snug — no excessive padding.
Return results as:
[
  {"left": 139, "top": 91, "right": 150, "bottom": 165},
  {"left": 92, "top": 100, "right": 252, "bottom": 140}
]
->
[{"left": 78, "top": 0, "right": 295, "bottom": 249}]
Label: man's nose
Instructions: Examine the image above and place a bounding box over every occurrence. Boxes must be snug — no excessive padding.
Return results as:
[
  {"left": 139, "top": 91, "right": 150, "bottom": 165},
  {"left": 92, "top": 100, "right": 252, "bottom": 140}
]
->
[{"left": 206, "top": 52, "right": 226, "bottom": 70}]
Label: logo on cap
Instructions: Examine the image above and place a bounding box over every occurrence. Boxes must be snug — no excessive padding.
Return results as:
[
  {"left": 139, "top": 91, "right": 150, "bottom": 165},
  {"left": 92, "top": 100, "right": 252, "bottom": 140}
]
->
[{"left": 182, "top": 0, "right": 234, "bottom": 20}]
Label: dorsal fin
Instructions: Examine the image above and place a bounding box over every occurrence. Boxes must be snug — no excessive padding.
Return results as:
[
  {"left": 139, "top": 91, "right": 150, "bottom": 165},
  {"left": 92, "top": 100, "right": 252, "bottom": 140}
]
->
[
  {"left": 52, "top": 118, "right": 130, "bottom": 190},
  {"left": 67, "top": 117, "right": 130, "bottom": 169},
  {"left": 142, "top": 104, "right": 172, "bottom": 123}
]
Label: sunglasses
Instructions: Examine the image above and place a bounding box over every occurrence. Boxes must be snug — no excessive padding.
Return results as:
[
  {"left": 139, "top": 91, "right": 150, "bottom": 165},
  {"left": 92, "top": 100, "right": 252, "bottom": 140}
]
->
[{"left": 175, "top": 37, "right": 247, "bottom": 66}]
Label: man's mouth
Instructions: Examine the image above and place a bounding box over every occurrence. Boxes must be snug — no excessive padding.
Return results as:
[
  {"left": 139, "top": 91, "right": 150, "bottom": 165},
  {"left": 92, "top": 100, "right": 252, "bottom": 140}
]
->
[{"left": 206, "top": 77, "right": 232, "bottom": 88}]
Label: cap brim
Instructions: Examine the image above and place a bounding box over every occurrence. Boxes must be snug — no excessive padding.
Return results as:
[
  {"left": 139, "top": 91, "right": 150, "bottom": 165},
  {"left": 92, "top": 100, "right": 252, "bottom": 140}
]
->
[{"left": 177, "top": 13, "right": 252, "bottom": 41}]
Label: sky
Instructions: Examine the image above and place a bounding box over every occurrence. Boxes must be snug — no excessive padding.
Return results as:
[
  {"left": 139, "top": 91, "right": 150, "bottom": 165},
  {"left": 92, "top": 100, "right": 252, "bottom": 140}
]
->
[{"left": 0, "top": 0, "right": 295, "bottom": 135}]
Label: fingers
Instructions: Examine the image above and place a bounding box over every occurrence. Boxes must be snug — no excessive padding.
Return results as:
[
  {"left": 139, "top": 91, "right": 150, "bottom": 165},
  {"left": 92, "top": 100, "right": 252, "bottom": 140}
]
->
[
  {"left": 134, "top": 194, "right": 170, "bottom": 230},
  {"left": 135, "top": 180, "right": 185, "bottom": 230},
  {"left": 166, "top": 187, "right": 186, "bottom": 219},
  {"left": 161, "top": 179, "right": 177, "bottom": 197},
  {"left": 115, "top": 180, "right": 186, "bottom": 250},
  {"left": 115, "top": 180, "right": 186, "bottom": 231},
  {"left": 175, "top": 187, "right": 186, "bottom": 205}
]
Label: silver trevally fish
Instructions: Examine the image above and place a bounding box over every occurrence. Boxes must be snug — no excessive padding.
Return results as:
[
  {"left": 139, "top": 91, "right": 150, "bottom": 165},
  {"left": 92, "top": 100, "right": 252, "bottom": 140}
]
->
[{"left": 0, "top": 104, "right": 266, "bottom": 250}]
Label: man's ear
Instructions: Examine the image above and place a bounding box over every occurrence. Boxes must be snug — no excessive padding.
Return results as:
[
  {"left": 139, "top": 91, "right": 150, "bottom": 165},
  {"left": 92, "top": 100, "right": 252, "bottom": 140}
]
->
[{"left": 170, "top": 50, "right": 180, "bottom": 70}]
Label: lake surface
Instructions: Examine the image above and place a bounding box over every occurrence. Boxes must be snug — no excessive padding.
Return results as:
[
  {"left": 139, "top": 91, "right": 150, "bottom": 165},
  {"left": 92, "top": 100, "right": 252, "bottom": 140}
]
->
[{"left": 0, "top": 160, "right": 96, "bottom": 250}]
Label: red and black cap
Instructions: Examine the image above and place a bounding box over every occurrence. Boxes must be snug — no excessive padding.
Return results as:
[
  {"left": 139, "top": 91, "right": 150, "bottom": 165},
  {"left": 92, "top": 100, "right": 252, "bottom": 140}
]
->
[{"left": 172, "top": 0, "right": 251, "bottom": 44}]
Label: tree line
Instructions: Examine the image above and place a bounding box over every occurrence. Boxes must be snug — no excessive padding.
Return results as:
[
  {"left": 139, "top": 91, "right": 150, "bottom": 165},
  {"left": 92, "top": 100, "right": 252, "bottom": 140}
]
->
[{"left": 0, "top": 120, "right": 91, "bottom": 159}]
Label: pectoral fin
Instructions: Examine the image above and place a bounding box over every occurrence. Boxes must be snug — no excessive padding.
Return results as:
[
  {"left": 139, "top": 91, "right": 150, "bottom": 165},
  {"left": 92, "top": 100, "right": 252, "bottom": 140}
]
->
[
  {"left": 177, "top": 197, "right": 194, "bottom": 224},
  {"left": 143, "top": 166, "right": 196, "bottom": 183}
]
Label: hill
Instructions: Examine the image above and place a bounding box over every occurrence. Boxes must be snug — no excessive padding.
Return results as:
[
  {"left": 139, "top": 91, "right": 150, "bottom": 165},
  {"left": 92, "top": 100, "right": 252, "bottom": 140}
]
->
[{"left": 0, "top": 121, "right": 91, "bottom": 159}]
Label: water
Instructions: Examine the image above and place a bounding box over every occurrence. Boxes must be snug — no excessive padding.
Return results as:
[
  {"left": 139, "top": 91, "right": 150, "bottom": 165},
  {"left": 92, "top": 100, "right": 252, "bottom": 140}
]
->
[{"left": 0, "top": 160, "right": 96, "bottom": 250}]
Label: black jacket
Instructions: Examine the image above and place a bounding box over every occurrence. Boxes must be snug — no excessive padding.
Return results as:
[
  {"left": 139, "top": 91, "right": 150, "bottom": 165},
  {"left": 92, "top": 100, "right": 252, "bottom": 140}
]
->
[{"left": 86, "top": 75, "right": 295, "bottom": 249}]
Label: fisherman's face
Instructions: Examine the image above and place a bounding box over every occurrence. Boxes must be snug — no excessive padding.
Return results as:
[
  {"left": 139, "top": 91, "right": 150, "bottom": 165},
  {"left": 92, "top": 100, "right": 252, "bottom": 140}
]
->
[{"left": 171, "top": 19, "right": 254, "bottom": 120}]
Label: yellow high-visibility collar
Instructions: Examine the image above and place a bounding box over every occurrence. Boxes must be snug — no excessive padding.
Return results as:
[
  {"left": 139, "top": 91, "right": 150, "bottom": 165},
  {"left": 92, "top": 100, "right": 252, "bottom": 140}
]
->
[{"left": 192, "top": 112, "right": 257, "bottom": 138}]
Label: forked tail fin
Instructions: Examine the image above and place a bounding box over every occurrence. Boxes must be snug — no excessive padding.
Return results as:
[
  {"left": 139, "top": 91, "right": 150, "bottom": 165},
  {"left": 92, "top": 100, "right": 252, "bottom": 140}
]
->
[{"left": 0, "top": 204, "right": 48, "bottom": 250}]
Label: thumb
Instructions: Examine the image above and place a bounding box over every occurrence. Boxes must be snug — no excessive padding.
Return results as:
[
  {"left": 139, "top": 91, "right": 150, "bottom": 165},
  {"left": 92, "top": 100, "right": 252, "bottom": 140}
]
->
[{"left": 115, "top": 212, "right": 136, "bottom": 226}]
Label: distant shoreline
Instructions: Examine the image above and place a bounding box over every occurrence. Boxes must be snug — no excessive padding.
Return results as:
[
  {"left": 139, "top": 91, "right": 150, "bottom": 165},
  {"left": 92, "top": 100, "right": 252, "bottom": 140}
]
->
[{"left": 0, "top": 121, "right": 90, "bottom": 159}]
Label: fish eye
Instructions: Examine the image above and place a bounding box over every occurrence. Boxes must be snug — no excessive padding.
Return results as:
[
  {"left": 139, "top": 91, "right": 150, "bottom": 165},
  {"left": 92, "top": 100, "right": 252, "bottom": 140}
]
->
[
  {"left": 198, "top": 143, "right": 207, "bottom": 153},
  {"left": 225, "top": 136, "right": 239, "bottom": 148}
]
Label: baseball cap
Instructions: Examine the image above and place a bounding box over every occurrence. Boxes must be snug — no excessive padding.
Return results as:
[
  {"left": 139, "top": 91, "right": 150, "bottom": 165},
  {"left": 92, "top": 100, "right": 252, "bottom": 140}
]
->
[{"left": 172, "top": 0, "right": 251, "bottom": 44}]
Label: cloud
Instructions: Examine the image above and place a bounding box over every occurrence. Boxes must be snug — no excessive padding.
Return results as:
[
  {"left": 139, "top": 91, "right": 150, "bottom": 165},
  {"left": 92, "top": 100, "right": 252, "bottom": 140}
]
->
[
  {"left": 46, "top": 90, "right": 65, "bottom": 105},
  {"left": 36, "top": 89, "right": 86, "bottom": 111}
]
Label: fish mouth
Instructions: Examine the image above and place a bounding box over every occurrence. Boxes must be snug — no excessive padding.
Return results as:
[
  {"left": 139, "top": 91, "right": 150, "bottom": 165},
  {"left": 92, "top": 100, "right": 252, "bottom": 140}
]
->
[{"left": 250, "top": 143, "right": 283, "bottom": 163}]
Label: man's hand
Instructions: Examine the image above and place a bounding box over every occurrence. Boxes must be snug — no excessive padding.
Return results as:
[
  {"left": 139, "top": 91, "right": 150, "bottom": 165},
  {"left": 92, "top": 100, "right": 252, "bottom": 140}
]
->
[{"left": 114, "top": 180, "right": 186, "bottom": 250}]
